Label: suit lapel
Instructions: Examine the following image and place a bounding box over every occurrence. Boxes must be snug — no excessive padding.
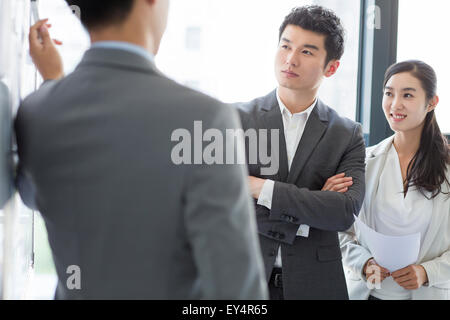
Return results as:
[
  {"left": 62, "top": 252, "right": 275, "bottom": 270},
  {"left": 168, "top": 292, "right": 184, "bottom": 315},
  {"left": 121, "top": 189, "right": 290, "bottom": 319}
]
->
[
  {"left": 287, "top": 100, "right": 328, "bottom": 184},
  {"left": 364, "top": 136, "right": 395, "bottom": 227},
  {"left": 259, "top": 91, "right": 289, "bottom": 182}
]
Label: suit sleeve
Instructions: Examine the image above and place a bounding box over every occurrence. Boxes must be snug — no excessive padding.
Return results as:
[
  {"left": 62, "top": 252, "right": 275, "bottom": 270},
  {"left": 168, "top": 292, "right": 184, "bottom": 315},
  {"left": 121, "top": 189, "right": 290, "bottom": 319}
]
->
[
  {"left": 421, "top": 250, "right": 450, "bottom": 287},
  {"left": 182, "top": 103, "right": 268, "bottom": 300},
  {"left": 269, "top": 124, "right": 366, "bottom": 235}
]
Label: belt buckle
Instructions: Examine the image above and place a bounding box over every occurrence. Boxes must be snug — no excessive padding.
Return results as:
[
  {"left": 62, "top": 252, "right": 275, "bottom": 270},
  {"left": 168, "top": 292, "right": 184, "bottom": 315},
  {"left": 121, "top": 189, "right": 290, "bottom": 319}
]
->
[{"left": 274, "top": 273, "right": 283, "bottom": 288}]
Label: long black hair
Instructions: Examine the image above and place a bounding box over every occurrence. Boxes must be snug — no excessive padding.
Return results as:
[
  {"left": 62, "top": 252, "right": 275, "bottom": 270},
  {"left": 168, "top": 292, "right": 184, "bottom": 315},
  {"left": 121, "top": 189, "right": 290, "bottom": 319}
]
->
[{"left": 384, "top": 60, "right": 450, "bottom": 199}]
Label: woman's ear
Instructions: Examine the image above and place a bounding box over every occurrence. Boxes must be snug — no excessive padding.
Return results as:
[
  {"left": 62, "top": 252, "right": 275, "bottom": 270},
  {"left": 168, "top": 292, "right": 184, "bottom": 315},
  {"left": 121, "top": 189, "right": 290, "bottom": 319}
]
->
[{"left": 427, "top": 95, "right": 439, "bottom": 112}]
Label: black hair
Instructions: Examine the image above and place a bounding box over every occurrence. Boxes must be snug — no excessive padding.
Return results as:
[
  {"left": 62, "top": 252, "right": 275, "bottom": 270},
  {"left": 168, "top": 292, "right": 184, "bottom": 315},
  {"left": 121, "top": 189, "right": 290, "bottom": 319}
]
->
[
  {"left": 65, "top": 0, "right": 135, "bottom": 30},
  {"left": 384, "top": 60, "right": 450, "bottom": 199},
  {"left": 279, "top": 5, "right": 345, "bottom": 66}
]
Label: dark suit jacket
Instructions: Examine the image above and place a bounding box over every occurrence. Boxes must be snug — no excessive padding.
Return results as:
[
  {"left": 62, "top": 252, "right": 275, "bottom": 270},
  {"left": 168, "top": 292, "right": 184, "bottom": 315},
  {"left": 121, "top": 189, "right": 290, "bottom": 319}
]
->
[
  {"left": 236, "top": 90, "right": 366, "bottom": 299},
  {"left": 14, "top": 48, "right": 268, "bottom": 299}
]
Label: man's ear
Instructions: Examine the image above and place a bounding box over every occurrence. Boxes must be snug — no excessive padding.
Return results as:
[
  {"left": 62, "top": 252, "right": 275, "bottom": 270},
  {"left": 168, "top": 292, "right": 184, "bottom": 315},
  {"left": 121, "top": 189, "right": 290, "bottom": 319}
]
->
[
  {"left": 324, "top": 60, "right": 340, "bottom": 78},
  {"left": 428, "top": 95, "right": 439, "bottom": 112}
]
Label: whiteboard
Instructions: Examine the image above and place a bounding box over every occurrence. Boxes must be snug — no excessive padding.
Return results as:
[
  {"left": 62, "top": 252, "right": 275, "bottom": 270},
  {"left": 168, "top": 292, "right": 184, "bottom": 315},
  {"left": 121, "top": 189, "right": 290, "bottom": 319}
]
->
[{"left": 0, "top": 0, "right": 36, "bottom": 300}]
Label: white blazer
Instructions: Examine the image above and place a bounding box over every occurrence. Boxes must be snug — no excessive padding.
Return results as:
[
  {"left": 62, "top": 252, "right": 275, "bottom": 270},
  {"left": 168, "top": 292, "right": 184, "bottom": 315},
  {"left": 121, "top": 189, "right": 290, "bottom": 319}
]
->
[{"left": 340, "top": 136, "right": 450, "bottom": 300}]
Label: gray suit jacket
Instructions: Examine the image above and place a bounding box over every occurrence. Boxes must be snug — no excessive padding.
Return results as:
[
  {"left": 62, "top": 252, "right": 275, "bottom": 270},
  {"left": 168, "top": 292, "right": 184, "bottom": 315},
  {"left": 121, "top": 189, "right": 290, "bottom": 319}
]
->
[
  {"left": 236, "top": 90, "right": 366, "bottom": 299},
  {"left": 15, "top": 48, "right": 268, "bottom": 299}
]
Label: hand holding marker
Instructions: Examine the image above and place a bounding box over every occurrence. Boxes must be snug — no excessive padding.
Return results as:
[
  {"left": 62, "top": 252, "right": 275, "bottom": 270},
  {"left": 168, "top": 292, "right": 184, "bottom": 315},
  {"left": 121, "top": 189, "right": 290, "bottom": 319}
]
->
[{"left": 30, "top": 0, "right": 63, "bottom": 46}]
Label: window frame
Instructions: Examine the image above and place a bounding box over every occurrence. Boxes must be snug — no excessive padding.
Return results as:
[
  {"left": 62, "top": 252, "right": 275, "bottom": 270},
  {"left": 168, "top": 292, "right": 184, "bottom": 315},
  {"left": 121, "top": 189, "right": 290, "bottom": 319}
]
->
[{"left": 356, "top": 0, "right": 399, "bottom": 147}]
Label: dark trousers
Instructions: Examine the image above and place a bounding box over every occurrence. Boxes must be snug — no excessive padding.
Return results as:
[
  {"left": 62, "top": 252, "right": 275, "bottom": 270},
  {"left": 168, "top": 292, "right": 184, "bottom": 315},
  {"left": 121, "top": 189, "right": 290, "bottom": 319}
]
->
[{"left": 269, "top": 268, "right": 284, "bottom": 300}]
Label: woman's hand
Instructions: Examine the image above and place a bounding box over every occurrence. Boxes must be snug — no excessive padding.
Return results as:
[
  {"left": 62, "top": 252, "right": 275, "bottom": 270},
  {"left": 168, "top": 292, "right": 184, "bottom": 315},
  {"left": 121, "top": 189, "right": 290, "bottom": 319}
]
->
[
  {"left": 391, "top": 265, "right": 428, "bottom": 290},
  {"left": 322, "top": 173, "right": 353, "bottom": 193},
  {"left": 364, "top": 258, "right": 390, "bottom": 284}
]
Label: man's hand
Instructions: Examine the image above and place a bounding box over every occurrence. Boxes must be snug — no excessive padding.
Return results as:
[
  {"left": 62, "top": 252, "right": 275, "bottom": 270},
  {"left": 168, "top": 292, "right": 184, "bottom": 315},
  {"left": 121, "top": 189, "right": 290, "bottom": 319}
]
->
[
  {"left": 248, "top": 176, "right": 266, "bottom": 199},
  {"left": 364, "top": 258, "right": 390, "bottom": 284},
  {"left": 391, "top": 265, "right": 428, "bottom": 290},
  {"left": 29, "top": 19, "right": 64, "bottom": 81},
  {"left": 322, "top": 173, "right": 353, "bottom": 193}
]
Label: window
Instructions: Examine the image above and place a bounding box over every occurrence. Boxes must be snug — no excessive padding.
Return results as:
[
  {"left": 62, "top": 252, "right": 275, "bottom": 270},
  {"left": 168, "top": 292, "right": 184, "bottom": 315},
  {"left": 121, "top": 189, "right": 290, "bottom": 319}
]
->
[
  {"left": 1, "top": 0, "right": 37, "bottom": 299},
  {"left": 397, "top": 0, "right": 450, "bottom": 134}
]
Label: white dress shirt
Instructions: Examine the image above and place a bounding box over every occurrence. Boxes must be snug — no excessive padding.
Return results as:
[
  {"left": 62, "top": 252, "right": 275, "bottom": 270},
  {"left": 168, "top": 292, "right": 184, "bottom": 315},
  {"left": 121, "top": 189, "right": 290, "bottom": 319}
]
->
[
  {"left": 257, "top": 88, "right": 317, "bottom": 267},
  {"left": 371, "top": 143, "right": 433, "bottom": 300}
]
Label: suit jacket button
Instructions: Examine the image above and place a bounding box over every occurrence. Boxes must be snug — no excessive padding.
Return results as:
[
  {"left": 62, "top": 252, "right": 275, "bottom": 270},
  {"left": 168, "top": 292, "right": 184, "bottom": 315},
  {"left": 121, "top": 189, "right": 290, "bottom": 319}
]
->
[
  {"left": 278, "top": 234, "right": 285, "bottom": 240},
  {"left": 289, "top": 216, "right": 298, "bottom": 223}
]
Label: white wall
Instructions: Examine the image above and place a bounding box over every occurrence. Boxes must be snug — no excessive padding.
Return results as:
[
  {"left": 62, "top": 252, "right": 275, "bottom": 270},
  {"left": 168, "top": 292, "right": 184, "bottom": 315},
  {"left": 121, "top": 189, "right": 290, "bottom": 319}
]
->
[{"left": 0, "top": 0, "right": 36, "bottom": 300}]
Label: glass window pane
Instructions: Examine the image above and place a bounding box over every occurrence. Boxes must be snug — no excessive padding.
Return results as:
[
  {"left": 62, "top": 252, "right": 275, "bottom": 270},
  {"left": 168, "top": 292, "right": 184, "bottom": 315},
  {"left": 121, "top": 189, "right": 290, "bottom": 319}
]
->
[{"left": 398, "top": 0, "right": 450, "bottom": 134}]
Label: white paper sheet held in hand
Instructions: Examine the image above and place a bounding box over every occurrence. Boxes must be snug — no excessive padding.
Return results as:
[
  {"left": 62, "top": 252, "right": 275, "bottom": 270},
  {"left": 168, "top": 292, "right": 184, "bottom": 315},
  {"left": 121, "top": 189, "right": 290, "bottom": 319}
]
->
[{"left": 354, "top": 215, "right": 421, "bottom": 272}]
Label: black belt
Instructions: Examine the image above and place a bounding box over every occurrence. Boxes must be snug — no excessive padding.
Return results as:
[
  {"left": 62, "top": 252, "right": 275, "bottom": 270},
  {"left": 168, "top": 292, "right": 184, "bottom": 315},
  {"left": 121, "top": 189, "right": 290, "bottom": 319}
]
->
[{"left": 270, "top": 267, "right": 283, "bottom": 288}]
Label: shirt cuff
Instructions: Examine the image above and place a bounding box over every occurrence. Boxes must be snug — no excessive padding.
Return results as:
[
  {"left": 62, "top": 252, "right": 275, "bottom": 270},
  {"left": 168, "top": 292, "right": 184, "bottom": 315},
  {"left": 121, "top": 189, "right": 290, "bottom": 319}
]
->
[
  {"left": 257, "top": 179, "right": 275, "bottom": 209},
  {"left": 296, "top": 224, "right": 310, "bottom": 237}
]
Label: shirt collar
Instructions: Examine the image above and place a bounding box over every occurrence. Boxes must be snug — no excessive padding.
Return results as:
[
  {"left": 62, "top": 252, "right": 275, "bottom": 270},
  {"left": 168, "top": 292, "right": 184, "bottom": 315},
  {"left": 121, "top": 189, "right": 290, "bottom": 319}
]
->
[
  {"left": 276, "top": 88, "right": 317, "bottom": 120},
  {"left": 90, "top": 41, "right": 155, "bottom": 64}
]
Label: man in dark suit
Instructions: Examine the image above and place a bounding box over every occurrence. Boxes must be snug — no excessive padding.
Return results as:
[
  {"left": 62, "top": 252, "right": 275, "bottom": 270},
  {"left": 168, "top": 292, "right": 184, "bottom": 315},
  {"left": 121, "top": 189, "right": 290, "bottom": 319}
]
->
[
  {"left": 15, "top": 0, "right": 267, "bottom": 299},
  {"left": 237, "top": 5, "right": 366, "bottom": 299}
]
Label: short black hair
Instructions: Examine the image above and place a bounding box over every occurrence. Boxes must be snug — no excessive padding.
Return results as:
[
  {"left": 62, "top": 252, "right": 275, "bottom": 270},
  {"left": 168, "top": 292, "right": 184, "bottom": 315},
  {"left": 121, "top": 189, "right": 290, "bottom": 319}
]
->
[
  {"left": 65, "top": 0, "right": 135, "bottom": 30},
  {"left": 279, "top": 5, "right": 345, "bottom": 65}
]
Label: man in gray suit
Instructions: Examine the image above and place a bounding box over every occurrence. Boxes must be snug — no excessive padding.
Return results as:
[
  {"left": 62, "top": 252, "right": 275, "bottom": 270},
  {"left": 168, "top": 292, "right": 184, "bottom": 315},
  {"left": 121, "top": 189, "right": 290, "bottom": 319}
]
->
[
  {"left": 237, "top": 6, "right": 366, "bottom": 299},
  {"left": 15, "top": 0, "right": 267, "bottom": 299}
]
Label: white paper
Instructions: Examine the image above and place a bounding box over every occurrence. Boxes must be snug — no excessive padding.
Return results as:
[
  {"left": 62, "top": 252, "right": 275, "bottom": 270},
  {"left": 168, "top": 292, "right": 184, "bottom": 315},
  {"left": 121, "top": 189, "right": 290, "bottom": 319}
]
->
[{"left": 354, "top": 215, "right": 421, "bottom": 272}]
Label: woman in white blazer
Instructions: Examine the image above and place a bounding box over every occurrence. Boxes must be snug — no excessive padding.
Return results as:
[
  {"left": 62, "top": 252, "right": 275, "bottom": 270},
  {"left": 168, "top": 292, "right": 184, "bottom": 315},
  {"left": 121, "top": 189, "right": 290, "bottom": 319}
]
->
[{"left": 327, "top": 60, "right": 450, "bottom": 300}]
